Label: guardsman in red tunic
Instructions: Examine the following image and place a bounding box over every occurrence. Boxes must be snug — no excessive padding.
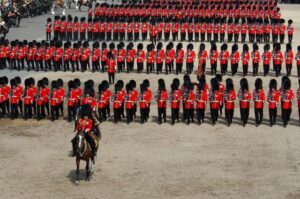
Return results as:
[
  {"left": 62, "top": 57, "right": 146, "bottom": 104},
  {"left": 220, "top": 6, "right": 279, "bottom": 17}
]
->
[
  {"left": 230, "top": 44, "right": 239, "bottom": 76},
  {"left": 116, "top": 42, "right": 126, "bottom": 72},
  {"left": 124, "top": 83, "right": 135, "bottom": 124},
  {"left": 81, "top": 88, "right": 97, "bottom": 111},
  {"left": 66, "top": 15, "right": 73, "bottom": 41},
  {"left": 267, "top": 79, "right": 280, "bottom": 126},
  {"left": 200, "top": 19, "right": 206, "bottom": 42},
  {"left": 63, "top": 42, "right": 72, "bottom": 72},
  {"left": 297, "top": 79, "right": 300, "bottom": 125},
  {"left": 241, "top": 44, "right": 250, "bottom": 76},
  {"left": 146, "top": 44, "right": 154, "bottom": 74},
  {"left": 156, "top": 80, "right": 168, "bottom": 124},
  {"left": 112, "top": 83, "right": 124, "bottom": 123},
  {"left": 253, "top": 78, "right": 266, "bottom": 126},
  {"left": 53, "top": 15, "right": 61, "bottom": 39},
  {"left": 281, "top": 78, "right": 294, "bottom": 127},
  {"left": 36, "top": 80, "right": 47, "bottom": 120},
  {"left": 241, "top": 19, "right": 248, "bottom": 43},
  {"left": 139, "top": 83, "right": 150, "bottom": 124},
  {"left": 127, "top": 43, "right": 136, "bottom": 72},
  {"left": 170, "top": 82, "right": 181, "bottom": 125},
  {"left": 187, "top": 18, "right": 194, "bottom": 42},
  {"left": 80, "top": 17, "right": 87, "bottom": 41},
  {"left": 14, "top": 76, "right": 23, "bottom": 114},
  {"left": 92, "top": 18, "right": 99, "bottom": 41},
  {"left": 9, "top": 79, "right": 20, "bottom": 119},
  {"left": 273, "top": 43, "right": 284, "bottom": 77},
  {"left": 186, "top": 43, "right": 195, "bottom": 75},
  {"left": 196, "top": 77, "right": 208, "bottom": 124},
  {"left": 197, "top": 44, "right": 208, "bottom": 74},
  {"left": 136, "top": 43, "right": 145, "bottom": 73},
  {"left": 87, "top": 17, "right": 94, "bottom": 41},
  {"left": 227, "top": 18, "right": 234, "bottom": 42},
  {"left": 107, "top": 52, "right": 116, "bottom": 84},
  {"left": 70, "top": 43, "right": 79, "bottom": 72},
  {"left": 206, "top": 19, "right": 213, "bottom": 42},
  {"left": 45, "top": 18, "right": 52, "bottom": 41},
  {"left": 91, "top": 42, "right": 100, "bottom": 72},
  {"left": 220, "top": 19, "right": 226, "bottom": 43},
  {"left": 234, "top": 20, "right": 241, "bottom": 43},
  {"left": 172, "top": 20, "right": 179, "bottom": 41},
  {"left": 183, "top": 82, "right": 195, "bottom": 124},
  {"left": 285, "top": 43, "right": 293, "bottom": 76},
  {"left": 23, "top": 78, "right": 33, "bottom": 119},
  {"left": 287, "top": 19, "right": 294, "bottom": 44},
  {"left": 26, "top": 42, "right": 36, "bottom": 71},
  {"left": 49, "top": 80, "right": 61, "bottom": 121},
  {"left": 60, "top": 16, "right": 67, "bottom": 41},
  {"left": 248, "top": 20, "right": 256, "bottom": 43},
  {"left": 219, "top": 44, "right": 229, "bottom": 75},
  {"left": 264, "top": 19, "right": 271, "bottom": 43},
  {"left": 175, "top": 43, "right": 184, "bottom": 75},
  {"left": 100, "top": 42, "right": 108, "bottom": 72},
  {"left": 279, "top": 19, "right": 286, "bottom": 44},
  {"left": 209, "top": 44, "right": 218, "bottom": 75},
  {"left": 296, "top": 46, "right": 300, "bottom": 77},
  {"left": 73, "top": 17, "right": 80, "bottom": 41},
  {"left": 213, "top": 19, "right": 219, "bottom": 42},
  {"left": 238, "top": 78, "right": 252, "bottom": 126},
  {"left": 272, "top": 23, "right": 279, "bottom": 43},
  {"left": 210, "top": 78, "right": 221, "bottom": 125},
  {"left": 9, "top": 41, "right": 17, "bottom": 70},
  {"left": 260, "top": 44, "right": 271, "bottom": 76},
  {"left": 53, "top": 41, "right": 63, "bottom": 72},
  {"left": 180, "top": 19, "right": 188, "bottom": 41},
  {"left": 155, "top": 42, "right": 164, "bottom": 74},
  {"left": 81, "top": 41, "right": 91, "bottom": 71},
  {"left": 0, "top": 77, "right": 9, "bottom": 117},
  {"left": 97, "top": 81, "right": 109, "bottom": 122},
  {"left": 224, "top": 79, "right": 236, "bottom": 126},
  {"left": 164, "top": 19, "right": 171, "bottom": 41},
  {"left": 66, "top": 80, "right": 76, "bottom": 122},
  {"left": 251, "top": 43, "right": 260, "bottom": 76},
  {"left": 35, "top": 42, "right": 45, "bottom": 72}
]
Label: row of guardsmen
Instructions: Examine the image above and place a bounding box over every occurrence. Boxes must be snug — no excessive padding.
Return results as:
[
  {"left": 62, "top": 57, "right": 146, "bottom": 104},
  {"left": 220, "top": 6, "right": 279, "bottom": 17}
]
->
[
  {"left": 46, "top": 16, "right": 294, "bottom": 44},
  {"left": 0, "top": 75, "right": 299, "bottom": 128},
  {"left": 1, "top": 40, "right": 300, "bottom": 78}
]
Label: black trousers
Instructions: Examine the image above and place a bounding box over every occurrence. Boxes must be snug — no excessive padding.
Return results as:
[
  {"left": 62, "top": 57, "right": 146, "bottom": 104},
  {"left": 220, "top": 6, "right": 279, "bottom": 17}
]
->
[
  {"left": 220, "top": 33, "right": 225, "bottom": 42},
  {"left": 253, "top": 63, "right": 259, "bottom": 76},
  {"left": 242, "top": 64, "right": 248, "bottom": 76},
  {"left": 98, "top": 108, "right": 107, "bottom": 122},
  {"left": 240, "top": 108, "right": 249, "bottom": 125},
  {"left": 231, "top": 63, "right": 238, "bottom": 76},
  {"left": 114, "top": 108, "right": 121, "bottom": 123},
  {"left": 37, "top": 104, "right": 46, "bottom": 120},
  {"left": 228, "top": 33, "right": 233, "bottom": 42},
  {"left": 171, "top": 108, "right": 179, "bottom": 124},
  {"left": 176, "top": 63, "right": 183, "bottom": 75},
  {"left": 146, "top": 63, "right": 153, "bottom": 74},
  {"left": 108, "top": 73, "right": 115, "bottom": 84},
  {"left": 214, "top": 33, "right": 218, "bottom": 42},
  {"left": 10, "top": 103, "right": 18, "bottom": 119},
  {"left": 184, "top": 108, "right": 194, "bottom": 124},
  {"left": 101, "top": 61, "right": 106, "bottom": 72},
  {"left": 158, "top": 107, "right": 166, "bottom": 123},
  {"left": 117, "top": 61, "right": 124, "bottom": 72},
  {"left": 140, "top": 108, "right": 147, "bottom": 123},
  {"left": 172, "top": 32, "right": 178, "bottom": 41},
  {"left": 221, "top": 64, "right": 227, "bottom": 75},
  {"left": 51, "top": 105, "right": 59, "bottom": 120},
  {"left": 282, "top": 108, "right": 291, "bottom": 126},
  {"left": 127, "top": 61, "right": 134, "bottom": 72},
  {"left": 211, "top": 63, "right": 217, "bottom": 75},
  {"left": 297, "top": 65, "right": 300, "bottom": 77},
  {"left": 66, "top": 105, "right": 76, "bottom": 121},
  {"left": 0, "top": 102, "right": 5, "bottom": 117},
  {"left": 241, "top": 33, "right": 246, "bottom": 43},
  {"left": 263, "top": 64, "right": 270, "bottom": 76},
  {"left": 274, "top": 64, "right": 282, "bottom": 77},
  {"left": 234, "top": 33, "right": 239, "bottom": 43},
  {"left": 156, "top": 63, "right": 163, "bottom": 74},
  {"left": 165, "top": 63, "right": 171, "bottom": 74},
  {"left": 254, "top": 108, "right": 263, "bottom": 125},
  {"left": 126, "top": 108, "right": 134, "bottom": 123},
  {"left": 195, "top": 33, "right": 199, "bottom": 41},
  {"left": 46, "top": 32, "right": 51, "bottom": 41},
  {"left": 201, "top": 33, "right": 205, "bottom": 41},
  {"left": 73, "top": 32, "right": 78, "bottom": 41},
  {"left": 210, "top": 108, "right": 219, "bottom": 124},
  {"left": 186, "top": 62, "right": 193, "bottom": 74},
  {"left": 181, "top": 32, "right": 186, "bottom": 41},
  {"left": 279, "top": 34, "right": 285, "bottom": 43},
  {"left": 142, "top": 32, "right": 147, "bottom": 41},
  {"left": 92, "top": 61, "right": 100, "bottom": 72},
  {"left": 196, "top": 108, "right": 205, "bottom": 123},
  {"left": 288, "top": 34, "right": 293, "bottom": 43},
  {"left": 137, "top": 62, "right": 143, "bottom": 73},
  {"left": 225, "top": 109, "right": 234, "bottom": 125},
  {"left": 286, "top": 64, "right": 292, "bottom": 76},
  {"left": 269, "top": 108, "right": 277, "bottom": 125},
  {"left": 24, "top": 104, "right": 32, "bottom": 119}
]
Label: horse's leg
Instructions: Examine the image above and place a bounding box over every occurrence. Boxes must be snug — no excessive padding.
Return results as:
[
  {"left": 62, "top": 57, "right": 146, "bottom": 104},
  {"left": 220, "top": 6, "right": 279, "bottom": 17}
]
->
[
  {"left": 85, "top": 160, "right": 90, "bottom": 181},
  {"left": 75, "top": 157, "right": 80, "bottom": 185}
]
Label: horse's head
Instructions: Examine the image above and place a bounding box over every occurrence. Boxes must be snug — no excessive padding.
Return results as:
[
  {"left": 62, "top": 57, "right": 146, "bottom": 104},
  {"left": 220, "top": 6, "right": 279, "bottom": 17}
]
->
[{"left": 74, "top": 131, "right": 86, "bottom": 156}]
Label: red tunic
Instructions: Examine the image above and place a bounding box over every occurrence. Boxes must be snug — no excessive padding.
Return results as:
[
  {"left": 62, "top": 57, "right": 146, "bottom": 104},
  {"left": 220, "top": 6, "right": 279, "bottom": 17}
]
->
[
  {"left": 210, "top": 90, "right": 221, "bottom": 109},
  {"left": 77, "top": 118, "right": 93, "bottom": 134},
  {"left": 107, "top": 59, "right": 116, "bottom": 73},
  {"left": 156, "top": 90, "right": 168, "bottom": 108},
  {"left": 267, "top": 90, "right": 280, "bottom": 109},
  {"left": 281, "top": 90, "right": 294, "bottom": 109},
  {"left": 238, "top": 90, "right": 252, "bottom": 109},
  {"left": 196, "top": 89, "right": 208, "bottom": 109},
  {"left": 253, "top": 89, "right": 265, "bottom": 109}
]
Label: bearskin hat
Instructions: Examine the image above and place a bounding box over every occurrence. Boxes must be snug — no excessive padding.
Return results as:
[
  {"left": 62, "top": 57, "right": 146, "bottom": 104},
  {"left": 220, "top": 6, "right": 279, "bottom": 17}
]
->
[
  {"left": 242, "top": 44, "right": 249, "bottom": 52},
  {"left": 51, "top": 80, "right": 58, "bottom": 89},
  {"left": 275, "top": 43, "right": 281, "bottom": 51},
  {"left": 117, "top": 80, "right": 124, "bottom": 88},
  {"left": 137, "top": 43, "right": 143, "bottom": 50},
  {"left": 42, "top": 77, "right": 49, "bottom": 86},
  {"left": 129, "top": 80, "right": 136, "bottom": 88},
  {"left": 159, "top": 81, "right": 166, "bottom": 91},
  {"left": 264, "top": 44, "right": 270, "bottom": 51},
  {"left": 57, "top": 79, "right": 63, "bottom": 87},
  {"left": 80, "top": 104, "right": 92, "bottom": 119},
  {"left": 74, "top": 16, "right": 78, "bottom": 22},
  {"left": 187, "top": 43, "right": 193, "bottom": 50},
  {"left": 102, "top": 42, "right": 107, "bottom": 49},
  {"left": 68, "top": 80, "right": 74, "bottom": 90},
  {"left": 114, "top": 83, "right": 121, "bottom": 93},
  {"left": 215, "top": 74, "right": 222, "bottom": 82},
  {"left": 101, "top": 80, "right": 109, "bottom": 90},
  {"left": 211, "top": 78, "right": 219, "bottom": 92},
  {"left": 157, "top": 42, "right": 163, "bottom": 50},
  {"left": 183, "top": 74, "right": 191, "bottom": 84},
  {"left": 200, "top": 43, "right": 205, "bottom": 51},
  {"left": 211, "top": 43, "right": 217, "bottom": 51},
  {"left": 0, "top": 77, "right": 4, "bottom": 86},
  {"left": 288, "top": 19, "right": 293, "bottom": 24},
  {"left": 93, "top": 42, "right": 100, "bottom": 49},
  {"left": 176, "top": 43, "right": 183, "bottom": 50},
  {"left": 286, "top": 43, "right": 292, "bottom": 51},
  {"left": 38, "top": 80, "right": 44, "bottom": 88},
  {"left": 171, "top": 83, "right": 178, "bottom": 92},
  {"left": 298, "top": 45, "right": 300, "bottom": 52},
  {"left": 269, "top": 79, "right": 277, "bottom": 90},
  {"left": 47, "top": 18, "right": 51, "bottom": 22},
  {"left": 232, "top": 44, "right": 238, "bottom": 52},
  {"left": 98, "top": 83, "right": 104, "bottom": 93},
  {"left": 255, "top": 78, "right": 263, "bottom": 91},
  {"left": 80, "top": 17, "right": 86, "bottom": 22},
  {"left": 10, "top": 79, "right": 17, "bottom": 87},
  {"left": 14, "top": 76, "right": 21, "bottom": 84},
  {"left": 74, "top": 78, "right": 81, "bottom": 87},
  {"left": 126, "top": 83, "right": 133, "bottom": 92},
  {"left": 143, "top": 79, "right": 150, "bottom": 88},
  {"left": 172, "top": 78, "right": 180, "bottom": 88},
  {"left": 29, "top": 77, "right": 35, "bottom": 86},
  {"left": 283, "top": 78, "right": 291, "bottom": 90},
  {"left": 253, "top": 43, "right": 259, "bottom": 51}
]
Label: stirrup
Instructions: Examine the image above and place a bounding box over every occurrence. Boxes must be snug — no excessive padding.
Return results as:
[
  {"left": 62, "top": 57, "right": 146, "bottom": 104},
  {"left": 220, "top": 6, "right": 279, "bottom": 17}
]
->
[{"left": 62, "top": 9, "right": 66, "bottom": 15}]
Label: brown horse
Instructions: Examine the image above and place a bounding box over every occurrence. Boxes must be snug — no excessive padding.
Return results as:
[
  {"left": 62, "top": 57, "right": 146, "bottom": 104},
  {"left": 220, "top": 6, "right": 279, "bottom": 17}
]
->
[{"left": 73, "top": 130, "right": 100, "bottom": 185}]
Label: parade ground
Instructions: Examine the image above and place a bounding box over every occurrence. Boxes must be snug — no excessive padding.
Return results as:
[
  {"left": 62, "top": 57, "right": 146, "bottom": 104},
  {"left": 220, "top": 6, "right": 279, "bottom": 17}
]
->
[{"left": 1, "top": 3, "right": 300, "bottom": 199}]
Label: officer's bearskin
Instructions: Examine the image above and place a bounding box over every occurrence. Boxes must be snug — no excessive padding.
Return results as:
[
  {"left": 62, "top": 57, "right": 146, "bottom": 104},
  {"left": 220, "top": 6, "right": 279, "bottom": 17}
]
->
[{"left": 80, "top": 104, "right": 92, "bottom": 119}]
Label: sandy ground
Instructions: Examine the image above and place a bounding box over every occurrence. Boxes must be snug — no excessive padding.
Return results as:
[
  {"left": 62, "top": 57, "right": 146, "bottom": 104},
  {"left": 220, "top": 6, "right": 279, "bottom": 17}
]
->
[{"left": 1, "top": 3, "right": 300, "bottom": 199}]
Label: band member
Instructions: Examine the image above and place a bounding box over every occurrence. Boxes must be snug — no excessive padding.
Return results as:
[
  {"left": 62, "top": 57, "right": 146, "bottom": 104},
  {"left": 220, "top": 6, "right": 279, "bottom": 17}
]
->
[
  {"left": 210, "top": 43, "right": 218, "bottom": 76},
  {"left": 198, "top": 43, "right": 208, "bottom": 74},
  {"left": 281, "top": 77, "right": 294, "bottom": 127},
  {"left": 23, "top": 78, "right": 34, "bottom": 119},
  {"left": 285, "top": 43, "right": 293, "bottom": 76},
  {"left": 253, "top": 78, "right": 265, "bottom": 126},
  {"left": 296, "top": 45, "right": 300, "bottom": 78},
  {"left": 136, "top": 43, "right": 145, "bottom": 73},
  {"left": 156, "top": 79, "right": 168, "bottom": 124},
  {"left": 9, "top": 79, "right": 20, "bottom": 119},
  {"left": 156, "top": 42, "right": 164, "bottom": 74},
  {"left": 238, "top": 78, "right": 251, "bottom": 127},
  {"left": 219, "top": 44, "right": 229, "bottom": 75},
  {"left": 107, "top": 51, "right": 116, "bottom": 84},
  {"left": 230, "top": 44, "right": 239, "bottom": 76},
  {"left": 251, "top": 43, "right": 260, "bottom": 76},
  {"left": 186, "top": 43, "right": 195, "bottom": 75},
  {"left": 224, "top": 79, "right": 236, "bottom": 126},
  {"left": 287, "top": 19, "right": 294, "bottom": 43},
  {"left": 45, "top": 18, "right": 52, "bottom": 41},
  {"left": 267, "top": 79, "right": 280, "bottom": 126},
  {"left": 262, "top": 44, "right": 272, "bottom": 76},
  {"left": 210, "top": 78, "right": 221, "bottom": 125},
  {"left": 175, "top": 43, "right": 184, "bottom": 75},
  {"left": 112, "top": 83, "right": 124, "bottom": 123},
  {"left": 196, "top": 76, "right": 208, "bottom": 124},
  {"left": 36, "top": 80, "right": 47, "bottom": 120},
  {"left": 273, "top": 43, "right": 284, "bottom": 77}
]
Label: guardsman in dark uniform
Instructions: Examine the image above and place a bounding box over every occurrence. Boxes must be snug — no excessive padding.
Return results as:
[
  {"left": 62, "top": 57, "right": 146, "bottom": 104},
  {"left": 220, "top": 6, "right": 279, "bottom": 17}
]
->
[
  {"left": 267, "top": 79, "right": 280, "bottom": 126},
  {"left": 287, "top": 19, "right": 294, "bottom": 44},
  {"left": 238, "top": 78, "right": 251, "bottom": 127},
  {"left": 281, "top": 77, "right": 294, "bottom": 128},
  {"left": 253, "top": 78, "right": 266, "bottom": 126},
  {"left": 285, "top": 43, "right": 293, "bottom": 76},
  {"left": 156, "top": 79, "right": 168, "bottom": 124},
  {"left": 45, "top": 18, "right": 52, "bottom": 41},
  {"left": 224, "top": 78, "right": 236, "bottom": 126},
  {"left": 230, "top": 44, "right": 239, "bottom": 76}
]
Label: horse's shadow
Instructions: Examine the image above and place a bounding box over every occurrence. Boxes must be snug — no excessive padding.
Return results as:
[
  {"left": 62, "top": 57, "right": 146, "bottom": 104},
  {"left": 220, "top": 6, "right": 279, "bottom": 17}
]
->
[{"left": 67, "top": 169, "right": 90, "bottom": 184}]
